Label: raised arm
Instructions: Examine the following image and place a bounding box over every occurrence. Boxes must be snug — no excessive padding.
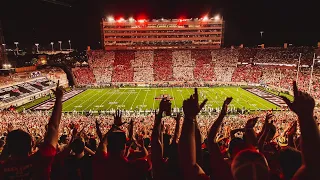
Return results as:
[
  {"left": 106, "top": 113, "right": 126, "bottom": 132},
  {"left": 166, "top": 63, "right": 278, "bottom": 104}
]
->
[
  {"left": 172, "top": 113, "right": 181, "bottom": 144},
  {"left": 281, "top": 81, "right": 320, "bottom": 179},
  {"left": 44, "top": 81, "right": 63, "bottom": 148},
  {"left": 151, "top": 100, "right": 168, "bottom": 179},
  {"left": 244, "top": 117, "right": 259, "bottom": 147},
  {"left": 95, "top": 119, "right": 103, "bottom": 141},
  {"left": 286, "top": 121, "right": 297, "bottom": 148},
  {"left": 208, "top": 97, "right": 233, "bottom": 180},
  {"left": 179, "top": 88, "right": 207, "bottom": 179}
]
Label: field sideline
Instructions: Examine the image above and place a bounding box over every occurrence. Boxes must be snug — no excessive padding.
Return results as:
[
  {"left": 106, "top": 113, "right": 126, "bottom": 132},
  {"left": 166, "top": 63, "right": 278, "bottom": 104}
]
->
[{"left": 61, "top": 87, "right": 279, "bottom": 112}]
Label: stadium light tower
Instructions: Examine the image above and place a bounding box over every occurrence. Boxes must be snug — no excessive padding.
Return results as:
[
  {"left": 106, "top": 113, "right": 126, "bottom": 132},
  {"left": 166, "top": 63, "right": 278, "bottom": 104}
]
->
[
  {"left": 2, "top": 43, "right": 5, "bottom": 51},
  {"left": 58, "top": 41, "right": 62, "bottom": 51},
  {"left": 14, "top": 42, "right": 19, "bottom": 54},
  {"left": 68, "top": 40, "right": 71, "bottom": 51},
  {"left": 260, "top": 31, "right": 264, "bottom": 39},
  {"left": 50, "top": 42, "right": 54, "bottom": 51},
  {"left": 35, "top": 43, "right": 39, "bottom": 53}
]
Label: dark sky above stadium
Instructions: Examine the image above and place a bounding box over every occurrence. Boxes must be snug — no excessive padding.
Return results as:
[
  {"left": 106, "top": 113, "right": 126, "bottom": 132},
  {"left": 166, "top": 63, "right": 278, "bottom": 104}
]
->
[{"left": 0, "top": 0, "right": 319, "bottom": 50}]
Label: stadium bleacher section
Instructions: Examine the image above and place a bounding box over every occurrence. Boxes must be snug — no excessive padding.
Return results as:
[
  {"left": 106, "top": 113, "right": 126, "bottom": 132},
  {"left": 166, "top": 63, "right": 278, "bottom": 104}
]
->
[
  {"left": 77, "top": 47, "right": 320, "bottom": 98},
  {"left": 0, "top": 67, "right": 68, "bottom": 108}
]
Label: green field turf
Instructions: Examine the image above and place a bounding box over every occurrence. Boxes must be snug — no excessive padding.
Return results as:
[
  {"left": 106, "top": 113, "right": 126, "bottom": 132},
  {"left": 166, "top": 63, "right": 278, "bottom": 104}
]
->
[{"left": 61, "top": 87, "right": 279, "bottom": 112}]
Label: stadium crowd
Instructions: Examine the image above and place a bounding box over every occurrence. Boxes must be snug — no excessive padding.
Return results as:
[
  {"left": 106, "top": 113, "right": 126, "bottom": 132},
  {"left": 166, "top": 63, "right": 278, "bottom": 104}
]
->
[
  {"left": 82, "top": 48, "right": 319, "bottom": 94},
  {"left": 0, "top": 81, "right": 320, "bottom": 179}
]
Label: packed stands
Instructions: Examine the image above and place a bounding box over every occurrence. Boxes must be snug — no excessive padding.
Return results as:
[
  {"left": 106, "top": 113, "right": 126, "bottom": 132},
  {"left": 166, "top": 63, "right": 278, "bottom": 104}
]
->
[
  {"left": 232, "top": 65, "right": 262, "bottom": 83},
  {"left": 212, "top": 49, "right": 238, "bottom": 82},
  {"left": 80, "top": 47, "right": 320, "bottom": 99},
  {"left": 153, "top": 50, "right": 174, "bottom": 81},
  {"left": 72, "top": 67, "right": 96, "bottom": 85},
  {"left": 133, "top": 51, "right": 154, "bottom": 82},
  {"left": 92, "top": 68, "right": 113, "bottom": 84},
  {"left": 193, "top": 50, "right": 215, "bottom": 81}
]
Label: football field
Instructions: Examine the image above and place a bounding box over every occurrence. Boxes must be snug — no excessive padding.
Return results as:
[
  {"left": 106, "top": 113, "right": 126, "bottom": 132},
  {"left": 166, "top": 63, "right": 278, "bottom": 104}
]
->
[{"left": 61, "top": 87, "right": 279, "bottom": 112}]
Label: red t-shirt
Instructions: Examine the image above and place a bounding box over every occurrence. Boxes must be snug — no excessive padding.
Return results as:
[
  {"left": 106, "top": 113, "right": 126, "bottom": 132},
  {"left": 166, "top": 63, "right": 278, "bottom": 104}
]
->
[
  {"left": 0, "top": 143, "right": 56, "bottom": 180},
  {"left": 92, "top": 151, "right": 150, "bottom": 180}
]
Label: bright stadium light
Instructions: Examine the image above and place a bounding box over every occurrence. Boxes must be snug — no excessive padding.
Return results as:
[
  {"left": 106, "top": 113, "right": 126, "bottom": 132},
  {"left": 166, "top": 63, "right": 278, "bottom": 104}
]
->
[
  {"left": 214, "top": 15, "right": 220, "bottom": 21},
  {"left": 35, "top": 43, "right": 39, "bottom": 53},
  {"left": 14, "top": 42, "right": 19, "bottom": 54},
  {"left": 117, "top": 17, "right": 125, "bottom": 22},
  {"left": 138, "top": 19, "right": 145, "bottom": 23},
  {"left": 50, "top": 42, "right": 54, "bottom": 51},
  {"left": 202, "top": 16, "right": 209, "bottom": 21},
  {"left": 107, "top": 16, "right": 115, "bottom": 22},
  {"left": 128, "top": 17, "right": 135, "bottom": 22}
]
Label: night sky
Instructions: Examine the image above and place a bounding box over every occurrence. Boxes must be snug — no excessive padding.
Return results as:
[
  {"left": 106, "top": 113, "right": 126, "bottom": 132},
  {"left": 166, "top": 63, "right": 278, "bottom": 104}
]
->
[{"left": 0, "top": 0, "right": 319, "bottom": 50}]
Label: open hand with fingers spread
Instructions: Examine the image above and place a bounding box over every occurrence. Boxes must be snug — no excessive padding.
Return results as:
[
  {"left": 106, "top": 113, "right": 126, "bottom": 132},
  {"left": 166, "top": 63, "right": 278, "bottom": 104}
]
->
[
  {"left": 281, "top": 81, "right": 315, "bottom": 118},
  {"left": 183, "top": 88, "right": 208, "bottom": 119},
  {"left": 114, "top": 110, "right": 125, "bottom": 126}
]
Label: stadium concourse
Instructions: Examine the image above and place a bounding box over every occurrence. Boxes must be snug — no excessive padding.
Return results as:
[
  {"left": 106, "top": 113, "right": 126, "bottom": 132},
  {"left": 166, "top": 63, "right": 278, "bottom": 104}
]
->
[{"left": 1, "top": 47, "right": 320, "bottom": 179}]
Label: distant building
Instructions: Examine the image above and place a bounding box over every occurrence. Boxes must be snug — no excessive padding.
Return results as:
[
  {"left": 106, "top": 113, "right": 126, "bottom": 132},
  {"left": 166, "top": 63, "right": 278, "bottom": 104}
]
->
[{"left": 100, "top": 16, "right": 224, "bottom": 50}]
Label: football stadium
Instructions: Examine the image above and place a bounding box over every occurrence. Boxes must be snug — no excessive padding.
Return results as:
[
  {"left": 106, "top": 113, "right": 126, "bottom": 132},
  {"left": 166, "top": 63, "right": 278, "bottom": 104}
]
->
[{"left": 1, "top": 2, "right": 320, "bottom": 179}]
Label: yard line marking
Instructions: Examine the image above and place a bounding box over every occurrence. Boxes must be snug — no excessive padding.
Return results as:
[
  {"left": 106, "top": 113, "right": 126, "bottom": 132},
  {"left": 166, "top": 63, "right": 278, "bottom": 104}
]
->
[
  {"left": 142, "top": 89, "right": 149, "bottom": 108},
  {"left": 178, "top": 87, "right": 185, "bottom": 101},
  {"left": 152, "top": 89, "right": 157, "bottom": 110},
  {"left": 223, "top": 88, "right": 249, "bottom": 109},
  {"left": 120, "top": 90, "right": 133, "bottom": 107},
  {"left": 86, "top": 89, "right": 112, "bottom": 110},
  {"left": 209, "top": 87, "right": 249, "bottom": 109},
  {"left": 95, "top": 88, "right": 118, "bottom": 110},
  {"left": 106, "top": 89, "right": 127, "bottom": 110},
  {"left": 63, "top": 90, "right": 96, "bottom": 110},
  {"left": 240, "top": 89, "right": 271, "bottom": 110},
  {"left": 199, "top": 88, "right": 219, "bottom": 107},
  {"left": 75, "top": 90, "right": 106, "bottom": 109},
  {"left": 130, "top": 89, "right": 142, "bottom": 109},
  {"left": 170, "top": 88, "right": 177, "bottom": 108}
]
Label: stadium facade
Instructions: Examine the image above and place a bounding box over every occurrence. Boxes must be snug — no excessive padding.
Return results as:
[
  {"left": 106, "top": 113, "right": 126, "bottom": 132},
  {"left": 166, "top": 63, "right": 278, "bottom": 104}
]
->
[{"left": 100, "top": 16, "right": 224, "bottom": 50}]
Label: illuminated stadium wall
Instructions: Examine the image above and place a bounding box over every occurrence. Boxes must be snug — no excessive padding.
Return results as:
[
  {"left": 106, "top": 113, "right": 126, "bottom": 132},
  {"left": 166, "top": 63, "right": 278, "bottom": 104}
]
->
[{"left": 101, "top": 16, "right": 224, "bottom": 50}]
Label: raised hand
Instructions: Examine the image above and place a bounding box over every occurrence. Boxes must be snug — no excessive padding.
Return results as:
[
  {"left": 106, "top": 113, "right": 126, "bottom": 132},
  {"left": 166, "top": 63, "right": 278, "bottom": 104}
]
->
[
  {"left": 221, "top": 97, "right": 233, "bottom": 115},
  {"left": 113, "top": 110, "right": 124, "bottom": 126},
  {"left": 183, "top": 88, "right": 208, "bottom": 119},
  {"left": 72, "top": 125, "right": 78, "bottom": 138},
  {"left": 265, "top": 113, "right": 273, "bottom": 123},
  {"left": 159, "top": 97, "right": 171, "bottom": 115},
  {"left": 245, "top": 117, "right": 259, "bottom": 129},
  {"left": 51, "top": 80, "right": 64, "bottom": 99},
  {"left": 281, "top": 81, "right": 315, "bottom": 117}
]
